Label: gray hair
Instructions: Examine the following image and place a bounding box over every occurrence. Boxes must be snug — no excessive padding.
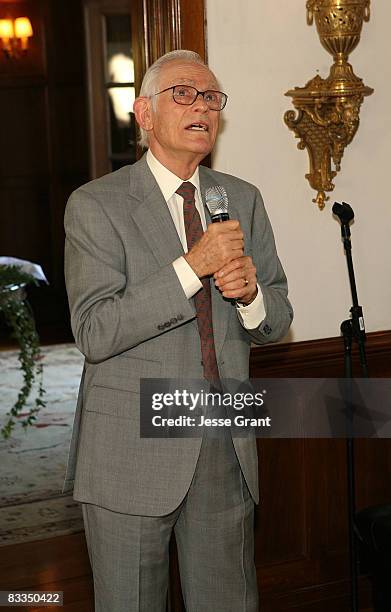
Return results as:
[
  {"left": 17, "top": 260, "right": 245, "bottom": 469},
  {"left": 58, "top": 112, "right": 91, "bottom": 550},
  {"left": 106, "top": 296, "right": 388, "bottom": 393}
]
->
[{"left": 136, "top": 50, "right": 209, "bottom": 149}]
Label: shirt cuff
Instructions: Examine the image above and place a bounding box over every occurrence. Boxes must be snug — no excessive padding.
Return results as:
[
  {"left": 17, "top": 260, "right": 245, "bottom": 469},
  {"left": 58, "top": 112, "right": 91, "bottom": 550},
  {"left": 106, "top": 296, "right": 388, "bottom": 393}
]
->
[
  {"left": 236, "top": 284, "right": 266, "bottom": 330},
  {"left": 173, "top": 257, "right": 202, "bottom": 299}
]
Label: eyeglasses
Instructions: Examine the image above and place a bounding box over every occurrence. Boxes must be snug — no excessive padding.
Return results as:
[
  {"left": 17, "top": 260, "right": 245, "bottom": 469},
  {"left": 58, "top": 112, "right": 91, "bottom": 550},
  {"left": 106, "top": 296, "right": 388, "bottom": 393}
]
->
[{"left": 153, "top": 85, "right": 228, "bottom": 111}]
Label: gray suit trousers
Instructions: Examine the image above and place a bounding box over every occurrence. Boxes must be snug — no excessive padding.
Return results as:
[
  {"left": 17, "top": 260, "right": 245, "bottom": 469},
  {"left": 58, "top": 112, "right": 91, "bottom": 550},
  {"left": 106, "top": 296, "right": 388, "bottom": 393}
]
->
[{"left": 82, "top": 435, "right": 259, "bottom": 612}]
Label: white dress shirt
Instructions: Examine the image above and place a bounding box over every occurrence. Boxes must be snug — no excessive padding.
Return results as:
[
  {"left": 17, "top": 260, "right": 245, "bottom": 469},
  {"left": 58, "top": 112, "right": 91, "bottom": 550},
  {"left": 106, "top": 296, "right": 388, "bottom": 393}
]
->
[{"left": 146, "top": 150, "right": 265, "bottom": 329}]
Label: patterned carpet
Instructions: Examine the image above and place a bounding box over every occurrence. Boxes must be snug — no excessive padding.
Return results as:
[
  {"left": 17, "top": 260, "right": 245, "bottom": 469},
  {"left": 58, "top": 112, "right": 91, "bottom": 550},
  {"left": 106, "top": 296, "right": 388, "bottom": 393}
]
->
[{"left": 0, "top": 344, "right": 84, "bottom": 546}]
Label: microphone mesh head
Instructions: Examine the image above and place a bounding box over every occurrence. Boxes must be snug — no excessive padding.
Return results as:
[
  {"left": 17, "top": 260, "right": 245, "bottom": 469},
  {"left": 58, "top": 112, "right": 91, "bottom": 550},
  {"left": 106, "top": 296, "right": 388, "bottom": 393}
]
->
[{"left": 205, "top": 186, "right": 228, "bottom": 216}]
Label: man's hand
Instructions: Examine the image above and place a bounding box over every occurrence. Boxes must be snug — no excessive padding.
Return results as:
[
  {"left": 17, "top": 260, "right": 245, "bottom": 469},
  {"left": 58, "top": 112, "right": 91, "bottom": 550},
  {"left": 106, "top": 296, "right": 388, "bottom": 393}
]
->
[
  {"left": 184, "top": 220, "right": 244, "bottom": 278},
  {"left": 214, "top": 256, "right": 258, "bottom": 304}
]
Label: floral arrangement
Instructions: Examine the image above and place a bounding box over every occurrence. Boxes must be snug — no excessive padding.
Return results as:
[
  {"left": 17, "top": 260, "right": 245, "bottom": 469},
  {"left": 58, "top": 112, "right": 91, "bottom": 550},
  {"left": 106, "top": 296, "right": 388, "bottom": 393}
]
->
[{"left": 0, "top": 264, "right": 46, "bottom": 438}]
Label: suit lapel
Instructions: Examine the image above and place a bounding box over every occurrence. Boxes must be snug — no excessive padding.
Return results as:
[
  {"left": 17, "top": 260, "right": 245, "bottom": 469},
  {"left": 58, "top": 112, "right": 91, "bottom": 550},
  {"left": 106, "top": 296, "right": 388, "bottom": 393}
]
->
[{"left": 129, "top": 156, "right": 185, "bottom": 267}]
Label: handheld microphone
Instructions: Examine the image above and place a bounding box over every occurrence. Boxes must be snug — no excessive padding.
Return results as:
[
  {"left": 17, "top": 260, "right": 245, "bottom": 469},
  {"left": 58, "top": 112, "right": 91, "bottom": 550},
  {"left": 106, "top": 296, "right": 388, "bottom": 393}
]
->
[
  {"left": 205, "top": 186, "right": 229, "bottom": 222},
  {"left": 332, "top": 201, "right": 354, "bottom": 224}
]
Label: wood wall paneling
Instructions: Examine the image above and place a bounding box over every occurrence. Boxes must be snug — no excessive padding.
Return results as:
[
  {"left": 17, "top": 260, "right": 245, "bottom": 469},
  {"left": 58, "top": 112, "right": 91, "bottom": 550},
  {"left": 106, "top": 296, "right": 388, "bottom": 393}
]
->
[
  {"left": 250, "top": 331, "right": 391, "bottom": 609},
  {"left": 0, "top": 86, "right": 49, "bottom": 177},
  {"left": 44, "top": 0, "right": 89, "bottom": 288},
  {"left": 255, "top": 439, "right": 307, "bottom": 566},
  {"left": 168, "top": 331, "right": 391, "bottom": 610},
  {"left": 0, "top": 0, "right": 89, "bottom": 336},
  {"left": 0, "top": 83, "right": 51, "bottom": 272},
  {"left": 0, "top": 184, "right": 51, "bottom": 271}
]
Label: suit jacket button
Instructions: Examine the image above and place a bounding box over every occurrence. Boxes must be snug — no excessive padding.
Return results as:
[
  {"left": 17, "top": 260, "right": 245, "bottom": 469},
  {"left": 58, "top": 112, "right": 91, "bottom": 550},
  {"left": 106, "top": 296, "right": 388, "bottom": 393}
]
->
[
  {"left": 263, "top": 324, "right": 272, "bottom": 335},
  {"left": 164, "top": 321, "right": 171, "bottom": 328},
  {"left": 170, "top": 317, "right": 178, "bottom": 324},
  {"left": 157, "top": 324, "right": 164, "bottom": 330},
  {"left": 177, "top": 314, "right": 184, "bottom": 321}
]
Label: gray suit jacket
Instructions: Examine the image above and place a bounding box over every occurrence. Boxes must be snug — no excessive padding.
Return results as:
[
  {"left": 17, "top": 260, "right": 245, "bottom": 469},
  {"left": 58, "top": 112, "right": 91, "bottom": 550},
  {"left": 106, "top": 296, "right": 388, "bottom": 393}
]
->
[{"left": 63, "top": 155, "right": 293, "bottom": 515}]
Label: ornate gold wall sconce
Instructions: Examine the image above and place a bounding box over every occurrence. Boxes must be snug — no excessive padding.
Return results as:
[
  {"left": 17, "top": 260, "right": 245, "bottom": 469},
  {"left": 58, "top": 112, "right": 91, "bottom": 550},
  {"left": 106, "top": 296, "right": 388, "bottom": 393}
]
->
[{"left": 284, "top": 0, "right": 373, "bottom": 210}]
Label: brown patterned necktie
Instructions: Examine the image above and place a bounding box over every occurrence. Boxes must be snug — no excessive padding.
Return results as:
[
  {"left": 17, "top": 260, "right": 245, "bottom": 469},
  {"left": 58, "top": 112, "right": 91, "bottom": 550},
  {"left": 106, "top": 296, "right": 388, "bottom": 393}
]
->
[{"left": 176, "top": 182, "right": 220, "bottom": 383}]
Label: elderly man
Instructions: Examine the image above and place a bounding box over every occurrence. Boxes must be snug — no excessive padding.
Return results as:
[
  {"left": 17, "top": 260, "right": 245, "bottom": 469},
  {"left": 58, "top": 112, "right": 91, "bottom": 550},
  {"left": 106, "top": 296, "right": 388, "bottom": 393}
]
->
[{"left": 63, "top": 50, "right": 292, "bottom": 612}]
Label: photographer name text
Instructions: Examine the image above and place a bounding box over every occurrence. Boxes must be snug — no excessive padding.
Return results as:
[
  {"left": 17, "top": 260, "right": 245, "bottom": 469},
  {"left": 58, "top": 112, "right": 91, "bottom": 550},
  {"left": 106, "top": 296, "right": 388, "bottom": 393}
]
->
[{"left": 151, "top": 415, "right": 271, "bottom": 428}]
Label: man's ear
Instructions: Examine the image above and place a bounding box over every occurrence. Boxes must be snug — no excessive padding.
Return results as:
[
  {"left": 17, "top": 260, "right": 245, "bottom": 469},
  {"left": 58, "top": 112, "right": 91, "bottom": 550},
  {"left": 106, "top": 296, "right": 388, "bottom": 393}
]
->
[{"left": 133, "top": 97, "right": 153, "bottom": 132}]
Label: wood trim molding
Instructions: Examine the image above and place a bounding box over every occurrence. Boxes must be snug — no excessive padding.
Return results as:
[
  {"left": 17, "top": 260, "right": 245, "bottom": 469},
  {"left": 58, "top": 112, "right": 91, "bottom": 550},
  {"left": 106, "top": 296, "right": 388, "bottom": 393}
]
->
[
  {"left": 250, "top": 330, "right": 391, "bottom": 378},
  {"left": 133, "top": 0, "right": 206, "bottom": 69},
  {"left": 178, "top": 0, "right": 206, "bottom": 59},
  {"left": 134, "top": 0, "right": 181, "bottom": 70}
]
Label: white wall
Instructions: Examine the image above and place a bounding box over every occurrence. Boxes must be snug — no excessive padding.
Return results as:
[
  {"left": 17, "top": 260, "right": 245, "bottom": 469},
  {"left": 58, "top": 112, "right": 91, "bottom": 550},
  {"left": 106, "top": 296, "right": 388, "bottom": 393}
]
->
[{"left": 206, "top": 1, "right": 391, "bottom": 342}]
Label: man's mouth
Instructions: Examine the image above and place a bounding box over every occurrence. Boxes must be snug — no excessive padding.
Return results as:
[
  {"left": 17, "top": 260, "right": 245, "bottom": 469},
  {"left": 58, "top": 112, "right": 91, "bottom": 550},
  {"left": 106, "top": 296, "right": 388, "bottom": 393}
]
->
[{"left": 186, "top": 123, "right": 209, "bottom": 132}]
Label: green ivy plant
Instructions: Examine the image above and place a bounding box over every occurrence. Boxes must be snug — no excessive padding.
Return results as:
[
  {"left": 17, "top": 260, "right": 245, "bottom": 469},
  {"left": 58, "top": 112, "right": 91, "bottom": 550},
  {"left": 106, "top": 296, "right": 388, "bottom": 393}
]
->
[{"left": 0, "top": 265, "right": 46, "bottom": 438}]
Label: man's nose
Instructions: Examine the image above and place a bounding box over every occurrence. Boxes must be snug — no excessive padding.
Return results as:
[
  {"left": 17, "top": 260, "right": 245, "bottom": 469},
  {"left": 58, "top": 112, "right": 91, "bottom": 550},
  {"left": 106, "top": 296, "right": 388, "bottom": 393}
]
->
[{"left": 192, "top": 92, "right": 209, "bottom": 111}]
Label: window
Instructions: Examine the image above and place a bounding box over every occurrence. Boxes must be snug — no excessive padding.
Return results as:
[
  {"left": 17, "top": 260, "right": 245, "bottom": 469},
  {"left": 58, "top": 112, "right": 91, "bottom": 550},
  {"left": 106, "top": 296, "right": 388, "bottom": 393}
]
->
[
  {"left": 84, "top": 0, "right": 138, "bottom": 177},
  {"left": 104, "top": 14, "right": 136, "bottom": 171}
]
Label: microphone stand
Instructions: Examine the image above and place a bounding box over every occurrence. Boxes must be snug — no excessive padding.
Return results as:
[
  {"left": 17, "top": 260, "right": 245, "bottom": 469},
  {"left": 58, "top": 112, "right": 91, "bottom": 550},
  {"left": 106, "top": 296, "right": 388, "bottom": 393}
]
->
[{"left": 333, "top": 201, "right": 369, "bottom": 612}]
